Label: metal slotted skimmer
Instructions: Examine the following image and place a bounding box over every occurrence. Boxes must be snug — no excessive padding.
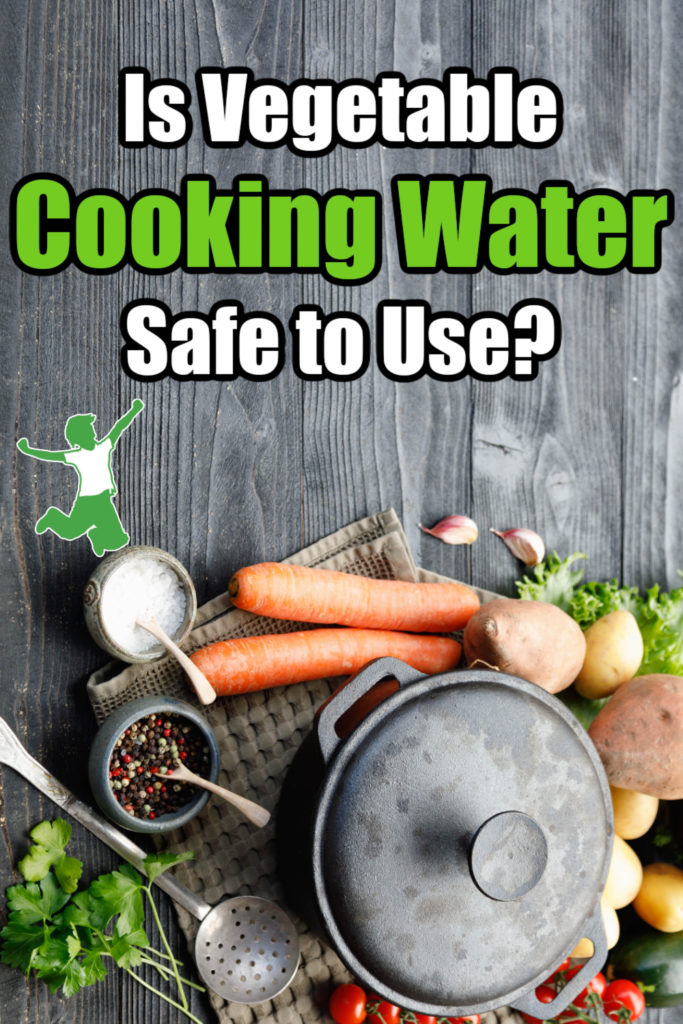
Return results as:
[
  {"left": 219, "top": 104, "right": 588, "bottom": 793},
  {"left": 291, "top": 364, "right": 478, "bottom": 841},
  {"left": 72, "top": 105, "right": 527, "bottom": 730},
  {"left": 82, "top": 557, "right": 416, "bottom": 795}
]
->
[
  {"left": 196, "top": 895, "right": 299, "bottom": 1001},
  {"left": 0, "top": 715, "right": 300, "bottom": 1005}
]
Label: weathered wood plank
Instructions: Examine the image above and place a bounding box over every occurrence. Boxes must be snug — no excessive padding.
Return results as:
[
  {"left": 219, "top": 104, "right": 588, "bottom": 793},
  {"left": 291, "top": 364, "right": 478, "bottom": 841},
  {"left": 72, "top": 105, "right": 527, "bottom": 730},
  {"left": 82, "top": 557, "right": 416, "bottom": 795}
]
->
[
  {"left": 469, "top": 0, "right": 645, "bottom": 595},
  {"left": 299, "top": 0, "right": 477, "bottom": 590},
  {"left": 619, "top": 0, "right": 683, "bottom": 592}
]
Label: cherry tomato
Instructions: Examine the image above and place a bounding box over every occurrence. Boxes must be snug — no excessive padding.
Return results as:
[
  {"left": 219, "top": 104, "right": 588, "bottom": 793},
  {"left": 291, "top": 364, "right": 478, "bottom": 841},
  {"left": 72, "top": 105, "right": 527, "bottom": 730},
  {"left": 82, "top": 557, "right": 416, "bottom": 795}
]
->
[
  {"left": 552, "top": 967, "right": 606, "bottom": 1020},
  {"left": 602, "top": 980, "right": 646, "bottom": 1022},
  {"left": 542, "top": 959, "right": 571, "bottom": 986},
  {"left": 412, "top": 1016, "right": 437, "bottom": 1024},
  {"left": 586, "top": 972, "right": 607, "bottom": 1000},
  {"left": 574, "top": 970, "right": 606, "bottom": 1001},
  {"left": 330, "top": 984, "right": 368, "bottom": 1024},
  {"left": 366, "top": 995, "right": 400, "bottom": 1024},
  {"left": 446, "top": 1016, "right": 481, "bottom": 1024},
  {"left": 557, "top": 1007, "right": 588, "bottom": 1023},
  {"left": 562, "top": 966, "right": 606, "bottom": 996},
  {"left": 519, "top": 983, "right": 556, "bottom": 1024}
]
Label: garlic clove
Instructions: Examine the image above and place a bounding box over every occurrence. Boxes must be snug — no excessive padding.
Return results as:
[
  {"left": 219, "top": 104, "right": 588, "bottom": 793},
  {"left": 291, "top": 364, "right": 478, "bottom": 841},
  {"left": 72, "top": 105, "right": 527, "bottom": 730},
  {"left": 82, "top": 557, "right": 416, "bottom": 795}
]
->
[
  {"left": 490, "top": 527, "right": 546, "bottom": 566},
  {"left": 419, "top": 515, "right": 479, "bottom": 546}
]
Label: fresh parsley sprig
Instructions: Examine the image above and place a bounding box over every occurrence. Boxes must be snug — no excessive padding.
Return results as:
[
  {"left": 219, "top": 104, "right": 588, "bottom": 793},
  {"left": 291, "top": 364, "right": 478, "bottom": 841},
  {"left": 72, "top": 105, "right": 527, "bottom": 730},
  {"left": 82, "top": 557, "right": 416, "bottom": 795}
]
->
[
  {"left": 0, "top": 819, "right": 203, "bottom": 1022},
  {"left": 17, "top": 819, "right": 83, "bottom": 893}
]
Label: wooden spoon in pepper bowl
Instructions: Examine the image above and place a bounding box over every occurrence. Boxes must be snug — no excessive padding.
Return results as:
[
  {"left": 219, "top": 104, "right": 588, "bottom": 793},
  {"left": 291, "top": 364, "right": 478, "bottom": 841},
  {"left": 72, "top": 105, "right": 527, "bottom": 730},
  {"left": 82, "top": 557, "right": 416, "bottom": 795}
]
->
[{"left": 170, "top": 761, "right": 270, "bottom": 828}]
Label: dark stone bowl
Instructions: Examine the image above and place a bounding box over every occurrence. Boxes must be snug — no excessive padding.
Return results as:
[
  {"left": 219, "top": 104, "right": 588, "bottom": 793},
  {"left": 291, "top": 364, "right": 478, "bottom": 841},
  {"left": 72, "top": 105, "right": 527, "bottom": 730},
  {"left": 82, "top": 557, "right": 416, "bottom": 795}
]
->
[{"left": 88, "top": 695, "right": 219, "bottom": 834}]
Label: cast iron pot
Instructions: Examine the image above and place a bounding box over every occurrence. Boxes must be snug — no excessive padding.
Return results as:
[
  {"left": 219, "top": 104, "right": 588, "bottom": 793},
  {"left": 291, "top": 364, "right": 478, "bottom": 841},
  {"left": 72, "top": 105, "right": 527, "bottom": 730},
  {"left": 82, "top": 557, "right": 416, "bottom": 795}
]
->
[{"left": 277, "top": 658, "right": 613, "bottom": 1019}]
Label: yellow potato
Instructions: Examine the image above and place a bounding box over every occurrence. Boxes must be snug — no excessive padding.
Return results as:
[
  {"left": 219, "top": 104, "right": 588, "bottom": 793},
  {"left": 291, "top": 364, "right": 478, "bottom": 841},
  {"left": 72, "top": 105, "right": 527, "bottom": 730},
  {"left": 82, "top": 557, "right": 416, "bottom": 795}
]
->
[
  {"left": 611, "top": 786, "right": 659, "bottom": 839},
  {"left": 571, "top": 898, "right": 620, "bottom": 956},
  {"left": 575, "top": 610, "right": 644, "bottom": 699},
  {"left": 633, "top": 863, "right": 683, "bottom": 932},
  {"left": 603, "top": 834, "right": 643, "bottom": 909}
]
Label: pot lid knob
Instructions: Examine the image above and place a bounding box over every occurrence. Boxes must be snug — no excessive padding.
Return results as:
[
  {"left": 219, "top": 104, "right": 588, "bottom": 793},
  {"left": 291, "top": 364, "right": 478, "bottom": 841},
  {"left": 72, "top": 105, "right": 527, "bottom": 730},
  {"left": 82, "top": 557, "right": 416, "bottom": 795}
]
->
[{"left": 469, "top": 811, "right": 548, "bottom": 902}]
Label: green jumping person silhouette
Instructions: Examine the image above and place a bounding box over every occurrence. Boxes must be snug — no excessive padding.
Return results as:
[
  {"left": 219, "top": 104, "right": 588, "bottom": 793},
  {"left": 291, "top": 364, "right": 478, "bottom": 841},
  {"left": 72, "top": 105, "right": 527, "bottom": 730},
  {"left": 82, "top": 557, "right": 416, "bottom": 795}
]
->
[{"left": 17, "top": 399, "right": 144, "bottom": 557}]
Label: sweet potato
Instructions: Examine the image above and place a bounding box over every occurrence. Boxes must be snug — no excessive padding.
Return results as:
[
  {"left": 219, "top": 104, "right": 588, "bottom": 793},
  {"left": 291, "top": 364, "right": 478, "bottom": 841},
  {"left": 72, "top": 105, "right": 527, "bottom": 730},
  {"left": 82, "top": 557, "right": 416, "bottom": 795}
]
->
[
  {"left": 463, "top": 597, "right": 586, "bottom": 693},
  {"left": 588, "top": 674, "right": 683, "bottom": 799}
]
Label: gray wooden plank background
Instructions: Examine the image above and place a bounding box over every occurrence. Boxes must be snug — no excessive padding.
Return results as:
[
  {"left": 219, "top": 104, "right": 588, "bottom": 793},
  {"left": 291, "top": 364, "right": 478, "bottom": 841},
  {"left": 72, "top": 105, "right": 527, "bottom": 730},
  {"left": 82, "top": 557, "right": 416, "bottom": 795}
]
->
[{"left": 1, "top": 1, "right": 681, "bottom": 1023}]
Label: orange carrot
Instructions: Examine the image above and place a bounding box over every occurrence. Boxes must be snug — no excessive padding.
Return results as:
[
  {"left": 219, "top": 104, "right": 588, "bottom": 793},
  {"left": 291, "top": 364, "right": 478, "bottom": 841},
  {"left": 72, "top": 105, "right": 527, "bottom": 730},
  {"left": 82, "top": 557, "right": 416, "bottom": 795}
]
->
[
  {"left": 228, "top": 563, "right": 479, "bottom": 632},
  {"left": 190, "top": 628, "right": 462, "bottom": 695}
]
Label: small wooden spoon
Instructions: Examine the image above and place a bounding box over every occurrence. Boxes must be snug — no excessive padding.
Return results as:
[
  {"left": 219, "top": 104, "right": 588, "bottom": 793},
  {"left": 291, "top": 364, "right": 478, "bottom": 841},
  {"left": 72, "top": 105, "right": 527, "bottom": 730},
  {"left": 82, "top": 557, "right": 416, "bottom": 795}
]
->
[
  {"left": 136, "top": 616, "right": 216, "bottom": 706},
  {"left": 171, "top": 762, "right": 271, "bottom": 828}
]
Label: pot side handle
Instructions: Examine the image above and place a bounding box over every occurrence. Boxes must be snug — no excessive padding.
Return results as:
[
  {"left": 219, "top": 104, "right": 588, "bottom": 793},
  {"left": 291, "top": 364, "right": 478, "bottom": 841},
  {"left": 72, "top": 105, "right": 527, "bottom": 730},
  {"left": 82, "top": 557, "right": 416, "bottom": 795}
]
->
[
  {"left": 317, "top": 657, "right": 424, "bottom": 764},
  {"left": 510, "top": 902, "right": 607, "bottom": 1019}
]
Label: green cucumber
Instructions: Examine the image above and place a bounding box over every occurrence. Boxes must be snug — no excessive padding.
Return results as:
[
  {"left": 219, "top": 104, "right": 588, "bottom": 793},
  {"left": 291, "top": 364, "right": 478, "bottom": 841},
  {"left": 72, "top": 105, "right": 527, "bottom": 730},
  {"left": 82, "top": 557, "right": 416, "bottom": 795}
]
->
[{"left": 609, "top": 926, "right": 683, "bottom": 1007}]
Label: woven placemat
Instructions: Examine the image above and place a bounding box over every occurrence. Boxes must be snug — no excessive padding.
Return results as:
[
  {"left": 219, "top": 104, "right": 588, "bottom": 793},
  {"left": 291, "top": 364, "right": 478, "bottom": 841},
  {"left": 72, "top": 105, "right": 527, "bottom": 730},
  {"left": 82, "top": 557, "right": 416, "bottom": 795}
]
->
[{"left": 86, "top": 510, "right": 510, "bottom": 1024}]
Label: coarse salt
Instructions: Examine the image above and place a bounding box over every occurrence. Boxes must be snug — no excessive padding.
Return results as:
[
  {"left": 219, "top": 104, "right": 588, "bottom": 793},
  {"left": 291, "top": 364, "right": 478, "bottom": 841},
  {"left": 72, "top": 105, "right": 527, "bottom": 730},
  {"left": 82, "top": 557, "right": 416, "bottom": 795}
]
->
[{"left": 100, "top": 557, "right": 187, "bottom": 655}]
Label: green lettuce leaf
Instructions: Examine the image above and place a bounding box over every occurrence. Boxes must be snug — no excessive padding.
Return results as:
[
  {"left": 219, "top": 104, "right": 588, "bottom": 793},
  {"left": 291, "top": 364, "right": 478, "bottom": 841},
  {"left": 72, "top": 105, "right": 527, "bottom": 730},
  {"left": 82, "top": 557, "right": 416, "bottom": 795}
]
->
[
  {"left": 517, "top": 555, "right": 683, "bottom": 678},
  {"left": 516, "top": 552, "right": 587, "bottom": 612}
]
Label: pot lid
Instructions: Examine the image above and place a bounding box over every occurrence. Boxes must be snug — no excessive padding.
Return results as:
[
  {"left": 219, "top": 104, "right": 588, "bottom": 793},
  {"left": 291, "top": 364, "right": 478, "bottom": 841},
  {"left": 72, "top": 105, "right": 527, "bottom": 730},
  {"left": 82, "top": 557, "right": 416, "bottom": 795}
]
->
[{"left": 312, "top": 664, "right": 613, "bottom": 1014}]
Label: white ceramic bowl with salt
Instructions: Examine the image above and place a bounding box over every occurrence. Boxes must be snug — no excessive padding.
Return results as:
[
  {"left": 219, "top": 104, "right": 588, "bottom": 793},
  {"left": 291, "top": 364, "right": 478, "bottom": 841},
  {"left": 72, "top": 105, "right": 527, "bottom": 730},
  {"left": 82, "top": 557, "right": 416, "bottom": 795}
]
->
[{"left": 83, "top": 547, "right": 197, "bottom": 663}]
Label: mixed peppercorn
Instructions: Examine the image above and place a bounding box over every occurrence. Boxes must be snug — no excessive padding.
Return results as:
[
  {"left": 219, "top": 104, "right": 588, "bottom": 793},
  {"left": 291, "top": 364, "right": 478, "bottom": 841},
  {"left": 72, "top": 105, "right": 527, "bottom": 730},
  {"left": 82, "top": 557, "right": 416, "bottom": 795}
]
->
[{"left": 108, "top": 712, "right": 210, "bottom": 820}]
